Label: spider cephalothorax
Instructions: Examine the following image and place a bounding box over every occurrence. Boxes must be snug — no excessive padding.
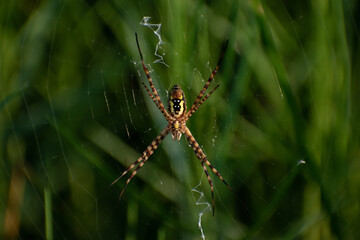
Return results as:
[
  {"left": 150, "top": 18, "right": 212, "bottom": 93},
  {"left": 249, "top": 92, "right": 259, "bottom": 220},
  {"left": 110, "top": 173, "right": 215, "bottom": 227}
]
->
[{"left": 111, "top": 33, "right": 231, "bottom": 215}]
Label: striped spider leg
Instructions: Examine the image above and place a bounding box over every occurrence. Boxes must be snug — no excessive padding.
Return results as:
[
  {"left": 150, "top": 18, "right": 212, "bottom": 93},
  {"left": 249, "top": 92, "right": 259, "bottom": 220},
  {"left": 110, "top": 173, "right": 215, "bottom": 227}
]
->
[{"left": 111, "top": 33, "right": 230, "bottom": 215}]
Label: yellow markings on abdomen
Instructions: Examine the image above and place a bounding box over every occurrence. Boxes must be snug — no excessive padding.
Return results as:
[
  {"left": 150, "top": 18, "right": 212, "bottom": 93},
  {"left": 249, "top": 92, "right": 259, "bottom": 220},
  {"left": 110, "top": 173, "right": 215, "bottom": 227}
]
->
[
  {"left": 168, "top": 84, "right": 186, "bottom": 116},
  {"left": 170, "top": 97, "right": 185, "bottom": 116}
]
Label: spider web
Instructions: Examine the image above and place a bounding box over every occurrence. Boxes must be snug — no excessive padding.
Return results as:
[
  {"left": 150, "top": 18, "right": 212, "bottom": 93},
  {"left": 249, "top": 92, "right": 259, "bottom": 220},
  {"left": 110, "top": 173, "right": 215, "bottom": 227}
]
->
[{"left": 1, "top": 0, "right": 357, "bottom": 239}]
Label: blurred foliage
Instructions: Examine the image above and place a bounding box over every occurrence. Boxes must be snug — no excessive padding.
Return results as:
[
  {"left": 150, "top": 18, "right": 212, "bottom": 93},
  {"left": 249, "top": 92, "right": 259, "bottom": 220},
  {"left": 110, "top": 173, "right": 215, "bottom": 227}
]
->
[{"left": 1, "top": 0, "right": 359, "bottom": 239}]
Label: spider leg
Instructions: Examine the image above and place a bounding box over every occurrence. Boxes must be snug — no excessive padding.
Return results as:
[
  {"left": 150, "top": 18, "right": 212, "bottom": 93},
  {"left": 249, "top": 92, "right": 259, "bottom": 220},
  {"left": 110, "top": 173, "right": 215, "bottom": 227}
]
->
[
  {"left": 142, "top": 82, "right": 157, "bottom": 105},
  {"left": 135, "top": 33, "right": 172, "bottom": 121},
  {"left": 186, "top": 84, "right": 220, "bottom": 119},
  {"left": 187, "top": 40, "right": 228, "bottom": 118},
  {"left": 119, "top": 158, "right": 146, "bottom": 198},
  {"left": 141, "top": 82, "right": 172, "bottom": 120},
  {"left": 111, "top": 125, "right": 171, "bottom": 198},
  {"left": 203, "top": 158, "right": 232, "bottom": 191},
  {"left": 200, "top": 159, "right": 215, "bottom": 215},
  {"left": 184, "top": 126, "right": 231, "bottom": 215}
]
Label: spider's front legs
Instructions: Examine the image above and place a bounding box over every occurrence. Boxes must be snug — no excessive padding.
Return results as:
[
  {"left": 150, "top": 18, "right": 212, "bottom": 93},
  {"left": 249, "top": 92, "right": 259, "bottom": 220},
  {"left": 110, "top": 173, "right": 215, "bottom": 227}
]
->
[
  {"left": 136, "top": 33, "right": 172, "bottom": 120},
  {"left": 187, "top": 40, "right": 228, "bottom": 118}
]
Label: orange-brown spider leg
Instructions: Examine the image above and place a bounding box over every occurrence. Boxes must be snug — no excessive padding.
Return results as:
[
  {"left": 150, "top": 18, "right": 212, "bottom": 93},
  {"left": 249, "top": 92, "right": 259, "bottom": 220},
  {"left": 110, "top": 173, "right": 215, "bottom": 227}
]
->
[
  {"left": 184, "top": 126, "right": 231, "bottom": 215},
  {"left": 186, "top": 84, "right": 220, "bottom": 119},
  {"left": 200, "top": 160, "right": 215, "bottom": 215},
  {"left": 135, "top": 33, "right": 172, "bottom": 121},
  {"left": 141, "top": 82, "right": 170, "bottom": 119},
  {"left": 184, "top": 126, "right": 231, "bottom": 189},
  {"left": 187, "top": 40, "right": 228, "bottom": 117},
  {"left": 111, "top": 126, "right": 171, "bottom": 198},
  {"left": 203, "top": 159, "right": 232, "bottom": 191}
]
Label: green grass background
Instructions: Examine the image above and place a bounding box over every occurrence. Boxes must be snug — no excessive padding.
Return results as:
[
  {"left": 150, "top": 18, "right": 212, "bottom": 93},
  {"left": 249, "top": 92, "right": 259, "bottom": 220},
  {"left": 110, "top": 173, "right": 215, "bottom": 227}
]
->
[{"left": 1, "top": 0, "right": 359, "bottom": 239}]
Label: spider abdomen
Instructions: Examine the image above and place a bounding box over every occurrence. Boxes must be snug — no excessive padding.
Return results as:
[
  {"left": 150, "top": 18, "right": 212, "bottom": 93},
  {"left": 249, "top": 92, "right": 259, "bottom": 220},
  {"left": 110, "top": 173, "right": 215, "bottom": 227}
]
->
[{"left": 168, "top": 84, "right": 186, "bottom": 117}]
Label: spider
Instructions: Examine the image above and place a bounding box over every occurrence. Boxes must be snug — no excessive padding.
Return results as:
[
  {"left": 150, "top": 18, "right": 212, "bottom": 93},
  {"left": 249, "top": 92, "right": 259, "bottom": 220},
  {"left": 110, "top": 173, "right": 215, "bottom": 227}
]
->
[{"left": 112, "top": 33, "right": 231, "bottom": 215}]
